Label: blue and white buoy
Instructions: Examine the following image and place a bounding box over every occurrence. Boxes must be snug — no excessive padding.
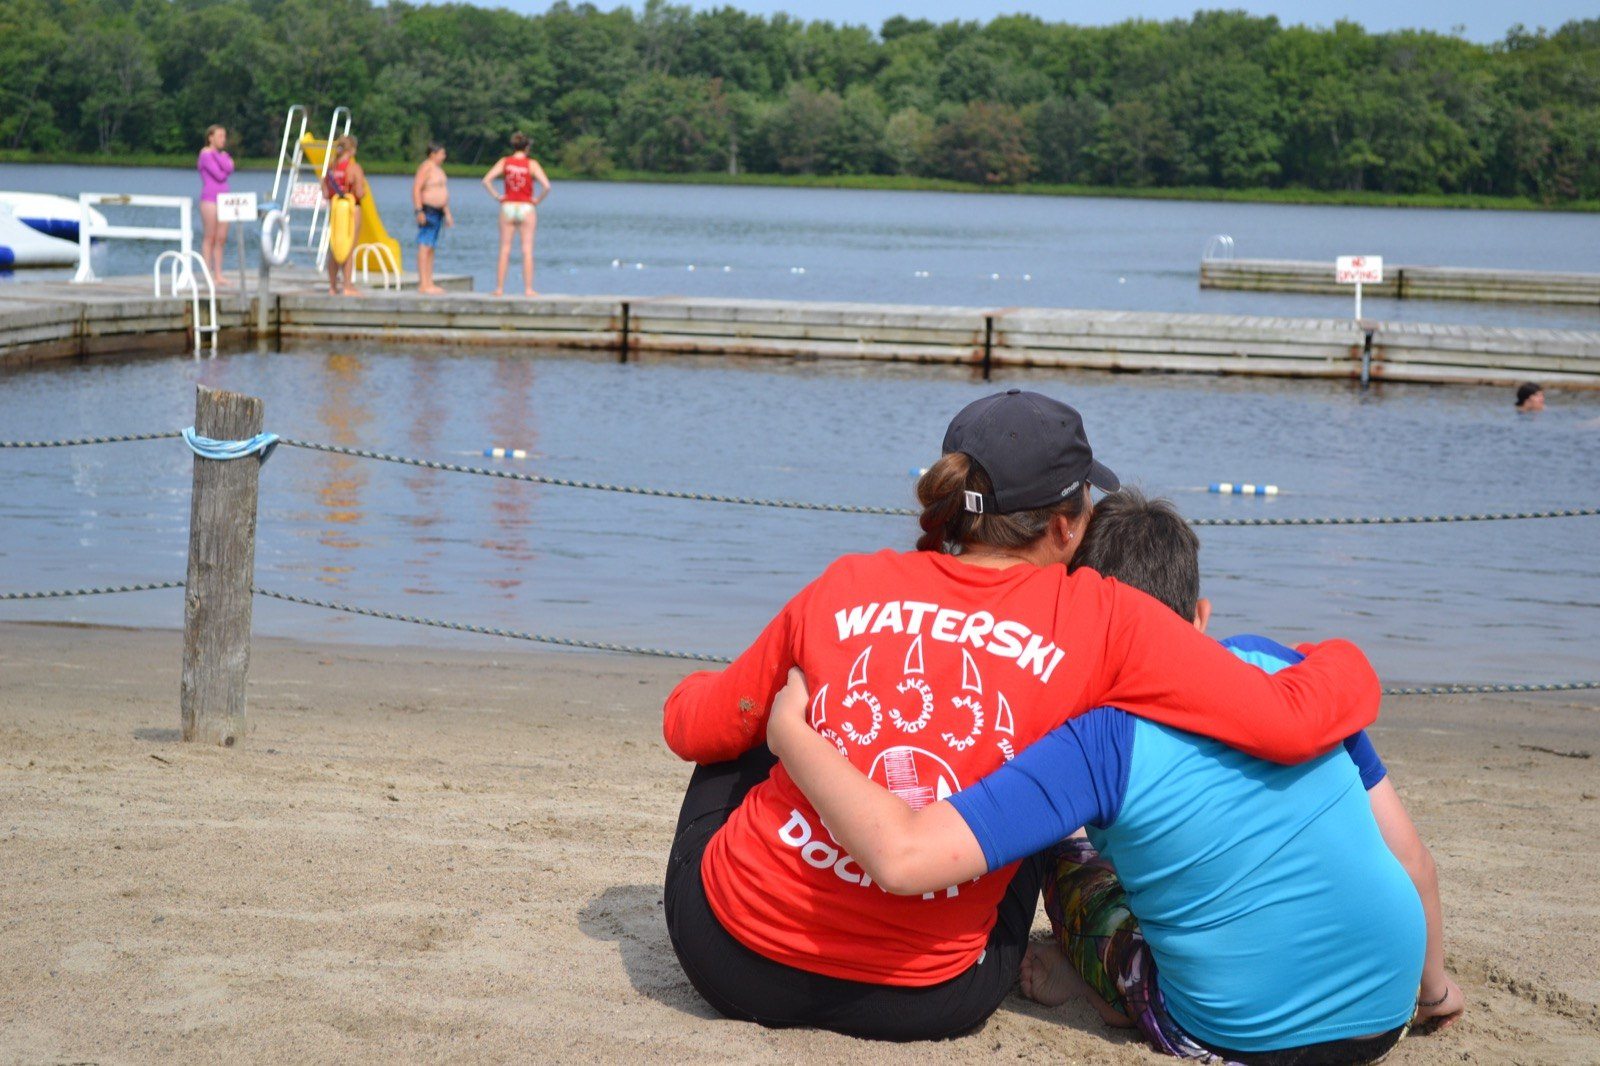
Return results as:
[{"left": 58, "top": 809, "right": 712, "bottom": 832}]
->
[
  {"left": 1210, "top": 482, "right": 1278, "bottom": 496},
  {"left": 483, "top": 447, "right": 528, "bottom": 460}
]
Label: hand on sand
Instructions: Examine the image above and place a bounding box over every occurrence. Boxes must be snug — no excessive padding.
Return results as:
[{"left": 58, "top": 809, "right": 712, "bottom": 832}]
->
[
  {"left": 1413, "top": 976, "right": 1465, "bottom": 1035},
  {"left": 1020, "top": 941, "right": 1134, "bottom": 1028}
]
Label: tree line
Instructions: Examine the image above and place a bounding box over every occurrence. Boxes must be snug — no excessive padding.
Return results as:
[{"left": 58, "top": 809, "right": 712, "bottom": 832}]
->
[{"left": 3, "top": 0, "right": 1599, "bottom": 201}]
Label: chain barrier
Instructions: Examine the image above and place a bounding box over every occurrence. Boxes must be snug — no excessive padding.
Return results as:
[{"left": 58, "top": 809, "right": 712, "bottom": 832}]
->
[
  {"left": 249, "top": 587, "right": 734, "bottom": 663},
  {"left": 276, "top": 439, "right": 917, "bottom": 516},
  {"left": 3, "top": 430, "right": 1596, "bottom": 527},
  {"left": 3, "top": 579, "right": 1594, "bottom": 694},
  {"left": 0, "top": 580, "right": 186, "bottom": 600},
  {"left": 276, "top": 439, "right": 1600, "bottom": 527},
  {"left": 1381, "top": 681, "right": 1600, "bottom": 696},
  {"left": 1190, "top": 508, "right": 1600, "bottom": 527},
  {"left": 0, "top": 431, "right": 184, "bottom": 449}
]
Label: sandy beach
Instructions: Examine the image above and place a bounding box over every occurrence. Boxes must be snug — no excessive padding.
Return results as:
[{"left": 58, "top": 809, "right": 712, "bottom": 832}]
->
[{"left": 1, "top": 619, "right": 1597, "bottom": 1064}]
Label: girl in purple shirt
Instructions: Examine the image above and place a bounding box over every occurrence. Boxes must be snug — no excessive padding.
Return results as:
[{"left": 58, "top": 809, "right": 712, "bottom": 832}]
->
[{"left": 198, "top": 125, "right": 234, "bottom": 285}]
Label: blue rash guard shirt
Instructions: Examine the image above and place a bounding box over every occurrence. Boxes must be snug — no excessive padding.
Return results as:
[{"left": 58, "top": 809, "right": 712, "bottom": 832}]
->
[{"left": 948, "top": 635, "right": 1422, "bottom": 1053}]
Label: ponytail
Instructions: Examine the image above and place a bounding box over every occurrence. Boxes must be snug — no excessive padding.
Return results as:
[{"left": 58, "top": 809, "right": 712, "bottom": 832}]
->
[{"left": 915, "top": 452, "right": 1089, "bottom": 554}]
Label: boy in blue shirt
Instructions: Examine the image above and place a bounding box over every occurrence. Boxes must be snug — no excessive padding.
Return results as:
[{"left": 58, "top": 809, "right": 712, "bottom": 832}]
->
[{"left": 767, "top": 489, "right": 1463, "bottom": 1062}]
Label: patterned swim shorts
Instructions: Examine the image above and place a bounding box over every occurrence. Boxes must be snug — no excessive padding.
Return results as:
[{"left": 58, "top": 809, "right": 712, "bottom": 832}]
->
[
  {"left": 1041, "top": 838, "right": 1406, "bottom": 1066},
  {"left": 1042, "top": 837, "right": 1230, "bottom": 1062}
]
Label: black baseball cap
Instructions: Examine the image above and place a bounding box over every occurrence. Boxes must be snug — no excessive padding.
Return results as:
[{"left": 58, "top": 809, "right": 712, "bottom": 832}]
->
[{"left": 942, "top": 389, "right": 1119, "bottom": 514}]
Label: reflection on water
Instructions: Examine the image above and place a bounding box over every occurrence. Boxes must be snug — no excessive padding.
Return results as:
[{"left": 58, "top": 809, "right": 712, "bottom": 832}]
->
[
  {"left": 0, "top": 344, "right": 1596, "bottom": 686},
  {"left": 314, "top": 353, "right": 370, "bottom": 580},
  {"left": 483, "top": 357, "right": 538, "bottom": 594},
  {"left": 402, "top": 355, "right": 446, "bottom": 599}
]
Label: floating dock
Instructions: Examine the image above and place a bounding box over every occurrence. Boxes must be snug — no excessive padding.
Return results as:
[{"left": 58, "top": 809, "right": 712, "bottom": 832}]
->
[
  {"left": 2, "top": 275, "right": 1597, "bottom": 386},
  {"left": 0, "top": 270, "right": 470, "bottom": 365},
  {"left": 1201, "top": 258, "right": 1600, "bottom": 306}
]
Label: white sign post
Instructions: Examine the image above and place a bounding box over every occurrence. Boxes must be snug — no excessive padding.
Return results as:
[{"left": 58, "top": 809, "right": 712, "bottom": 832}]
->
[
  {"left": 1335, "top": 255, "right": 1383, "bottom": 320},
  {"left": 217, "top": 192, "right": 258, "bottom": 292}
]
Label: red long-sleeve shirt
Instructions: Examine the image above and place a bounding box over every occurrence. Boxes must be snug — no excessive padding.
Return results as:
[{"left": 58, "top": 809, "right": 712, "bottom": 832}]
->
[{"left": 664, "top": 549, "right": 1381, "bottom": 986}]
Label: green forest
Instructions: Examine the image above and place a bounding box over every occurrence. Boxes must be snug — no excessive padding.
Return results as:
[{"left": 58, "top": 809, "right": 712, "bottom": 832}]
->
[{"left": 4, "top": 0, "right": 1600, "bottom": 201}]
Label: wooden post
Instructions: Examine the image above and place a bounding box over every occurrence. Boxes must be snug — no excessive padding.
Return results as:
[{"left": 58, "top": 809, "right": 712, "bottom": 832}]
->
[
  {"left": 619, "top": 300, "right": 631, "bottom": 364},
  {"left": 181, "top": 385, "right": 264, "bottom": 746},
  {"left": 982, "top": 315, "right": 994, "bottom": 381},
  {"left": 256, "top": 242, "right": 271, "bottom": 349}
]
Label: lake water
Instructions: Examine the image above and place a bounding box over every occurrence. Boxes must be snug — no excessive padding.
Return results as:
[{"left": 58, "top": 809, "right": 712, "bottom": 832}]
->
[
  {"left": 3, "top": 163, "right": 1600, "bottom": 331},
  {"left": 1, "top": 345, "right": 1596, "bottom": 686}
]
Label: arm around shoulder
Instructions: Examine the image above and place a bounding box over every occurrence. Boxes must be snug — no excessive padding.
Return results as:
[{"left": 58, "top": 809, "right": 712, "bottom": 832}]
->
[
  {"left": 766, "top": 669, "right": 988, "bottom": 895},
  {"left": 1094, "top": 579, "right": 1380, "bottom": 763}
]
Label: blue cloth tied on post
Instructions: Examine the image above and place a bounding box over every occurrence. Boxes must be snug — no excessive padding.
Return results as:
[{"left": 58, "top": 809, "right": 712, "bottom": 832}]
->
[{"left": 182, "top": 426, "right": 281, "bottom": 464}]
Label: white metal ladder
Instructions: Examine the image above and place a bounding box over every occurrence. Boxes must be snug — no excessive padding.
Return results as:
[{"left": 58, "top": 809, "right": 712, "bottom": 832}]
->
[
  {"left": 153, "top": 250, "right": 218, "bottom": 357},
  {"left": 266, "top": 104, "right": 352, "bottom": 271}
]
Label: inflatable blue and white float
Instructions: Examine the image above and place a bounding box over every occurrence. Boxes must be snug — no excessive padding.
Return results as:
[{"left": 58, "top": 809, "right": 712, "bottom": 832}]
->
[
  {"left": 0, "top": 203, "right": 80, "bottom": 268},
  {"left": 0, "top": 192, "right": 107, "bottom": 244}
]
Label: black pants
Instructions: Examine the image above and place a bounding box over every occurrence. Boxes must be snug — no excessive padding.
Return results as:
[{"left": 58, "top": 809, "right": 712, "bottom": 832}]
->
[
  {"left": 663, "top": 745, "right": 1043, "bottom": 1041},
  {"left": 1205, "top": 1026, "right": 1406, "bottom": 1065}
]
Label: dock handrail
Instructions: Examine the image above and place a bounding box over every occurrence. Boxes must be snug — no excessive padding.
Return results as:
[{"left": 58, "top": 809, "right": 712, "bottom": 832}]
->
[
  {"left": 152, "top": 250, "right": 218, "bottom": 357},
  {"left": 73, "top": 193, "right": 196, "bottom": 284},
  {"left": 1203, "top": 234, "right": 1236, "bottom": 261},
  {"left": 352, "top": 243, "right": 399, "bottom": 290}
]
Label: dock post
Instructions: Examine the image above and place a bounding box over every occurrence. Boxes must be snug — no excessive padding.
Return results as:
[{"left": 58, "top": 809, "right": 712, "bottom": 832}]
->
[
  {"left": 1360, "top": 328, "right": 1375, "bottom": 388},
  {"left": 180, "top": 385, "right": 264, "bottom": 746},
  {"left": 619, "top": 301, "right": 631, "bottom": 364},
  {"left": 982, "top": 315, "right": 994, "bottom": 381},
  {"left": 256, "top": 243, "right": 271, "bottom": 349}
]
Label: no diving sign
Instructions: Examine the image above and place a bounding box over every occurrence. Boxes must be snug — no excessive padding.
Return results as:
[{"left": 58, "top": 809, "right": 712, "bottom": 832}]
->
[{"left": 1336, "top": 255, "right": 1383, "bottom": 284}]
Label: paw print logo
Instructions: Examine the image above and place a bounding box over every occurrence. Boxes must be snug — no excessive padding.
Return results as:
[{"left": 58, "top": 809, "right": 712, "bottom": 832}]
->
[{"left": 811, "top": 636, "right": 1016, "bottom": 760}]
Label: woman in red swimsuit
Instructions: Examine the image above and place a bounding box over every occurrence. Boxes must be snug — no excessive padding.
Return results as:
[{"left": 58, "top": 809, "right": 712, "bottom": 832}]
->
[
  {"left": 662, "top": 389, "right": 1383, "bottom": 1040},
  {"left": 323, "top": 135, "right": 367, "bottom": 296},
  {"left": 481, "top": 132, "right": 551, "bottom": 297}
]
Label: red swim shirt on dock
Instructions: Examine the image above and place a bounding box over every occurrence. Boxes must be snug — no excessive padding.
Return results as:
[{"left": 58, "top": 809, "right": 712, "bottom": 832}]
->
[
  {"left": 663, "top": 549, "right": 1380, "bottom": 986},
  {"left": 501, "top": 157, "right": 534, "bottom": 202}
]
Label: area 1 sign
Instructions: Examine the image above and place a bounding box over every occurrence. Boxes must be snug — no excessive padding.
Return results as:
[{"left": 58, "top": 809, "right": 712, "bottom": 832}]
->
[
  {"left": 1336, "top": 255, "right": 1383, "bottom": 284},
  {"left": 216, "top": 191, "right": 258, "bottom": 223}
]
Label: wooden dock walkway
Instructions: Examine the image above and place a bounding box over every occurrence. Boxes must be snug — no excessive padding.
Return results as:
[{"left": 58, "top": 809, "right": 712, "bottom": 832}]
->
[
  {"left": 1201, "top": 258, "right": 1600, "bottom": 306},
  {"left": 0, "top": 269, "right": 471, "bottom": 365},
  {"left": 3, "top": 275, "right": 1597, "bottom": 386}
]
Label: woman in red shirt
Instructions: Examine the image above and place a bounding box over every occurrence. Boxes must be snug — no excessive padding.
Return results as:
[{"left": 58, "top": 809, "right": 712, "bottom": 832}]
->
[
  {"left": 662, "top": 389, "right": 1382, "bottom": 1040},
  {"left": 480, "top": 131, "right": 551, "bottom": 298}
]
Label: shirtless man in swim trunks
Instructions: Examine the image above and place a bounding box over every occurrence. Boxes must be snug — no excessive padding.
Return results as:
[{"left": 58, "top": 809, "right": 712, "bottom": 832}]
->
[
  {"left": 481, "top": 132, "right": 551, "bottom": 298},
  {"left": 412, "top": 142, "right": 452, "bottom": 295}
]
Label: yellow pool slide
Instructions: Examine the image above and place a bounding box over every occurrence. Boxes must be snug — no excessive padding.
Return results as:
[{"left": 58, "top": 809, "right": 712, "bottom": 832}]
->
[{"left": 300, "top": 134, "right": 402, "bottom": 272}]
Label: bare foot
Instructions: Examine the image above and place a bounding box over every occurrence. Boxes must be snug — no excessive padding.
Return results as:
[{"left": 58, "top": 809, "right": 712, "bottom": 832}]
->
[
  {"left": 418, "top": 285, "right": 445, "bottom": 295},
  {"left": 524, "top": 289, "right": 538, "bottom": 297},
  {"left": 1021, "top": 941, "right": 1078, "bottom": 1007},
  {"left": 342, "top": 287, "right": 364, "bottom": 297},
  {"left": 491, "top": 289, "right": 504, "bottom": 297},
  {"left": 1021, "top": 941, "right": 1133, "bottom": 1028}
]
